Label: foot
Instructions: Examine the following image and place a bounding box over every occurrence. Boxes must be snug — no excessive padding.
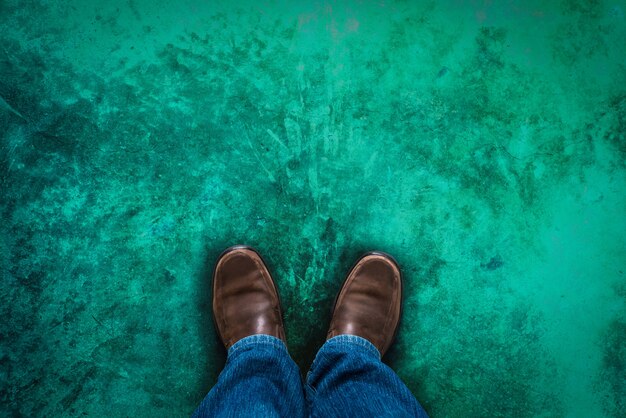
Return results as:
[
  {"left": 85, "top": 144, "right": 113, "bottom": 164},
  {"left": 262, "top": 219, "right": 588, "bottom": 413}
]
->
[
  {"left": 327, "top": 251, "right": 402, "bottom": 356},
  {"left": 212, "top": 245, "right": 286, "bottom": 349}
]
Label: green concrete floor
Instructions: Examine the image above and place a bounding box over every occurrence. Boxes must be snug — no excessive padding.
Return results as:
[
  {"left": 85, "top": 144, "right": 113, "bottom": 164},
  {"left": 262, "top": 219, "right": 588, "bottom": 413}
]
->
[{"left": 1, "top": 0, "right": 625, "bottom": 416}]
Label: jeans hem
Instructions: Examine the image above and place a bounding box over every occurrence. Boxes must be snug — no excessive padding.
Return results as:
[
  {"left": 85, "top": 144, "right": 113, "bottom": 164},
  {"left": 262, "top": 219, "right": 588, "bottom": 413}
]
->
[
  {"left": 323, "top": 334, "right": 382, "bottom": 360},
  {"left": 227, "top": 334, "right": 288, "bottom": 358}
]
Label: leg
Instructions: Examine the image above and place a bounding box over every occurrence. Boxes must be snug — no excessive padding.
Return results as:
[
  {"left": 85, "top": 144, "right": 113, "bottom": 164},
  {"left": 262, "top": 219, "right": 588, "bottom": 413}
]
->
[
  {"left": 193, "top": 246, "right": 306, "bottom": 418},
  {"left": 193, "top": 334, "right": 305, "bottom": 418},
  {"left": 307, "top": 251, "right": 428, "bottom": 417},
  {"left": 306, "top": 335, "right": 427, "bottom": 417}
]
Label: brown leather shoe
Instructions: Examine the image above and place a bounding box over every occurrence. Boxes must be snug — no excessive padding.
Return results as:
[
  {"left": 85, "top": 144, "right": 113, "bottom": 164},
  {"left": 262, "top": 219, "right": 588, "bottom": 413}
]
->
[
  {"left": 212, "top": 245, "right": 286, "bottom": 349},
  {"left": 327, "top": 251, "right": 402, "bottom": 356}
]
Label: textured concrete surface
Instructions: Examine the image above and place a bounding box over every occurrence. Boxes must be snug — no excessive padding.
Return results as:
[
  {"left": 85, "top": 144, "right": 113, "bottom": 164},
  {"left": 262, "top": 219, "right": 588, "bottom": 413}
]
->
[{"left": 1, "top": 0, "right": 625, "bottom": 416}]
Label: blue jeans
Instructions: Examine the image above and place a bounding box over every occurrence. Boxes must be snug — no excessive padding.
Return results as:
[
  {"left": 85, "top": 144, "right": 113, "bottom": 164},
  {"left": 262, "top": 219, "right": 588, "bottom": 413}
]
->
[{"left": 193, "top": 334, "right": 428, "bottom": 417}]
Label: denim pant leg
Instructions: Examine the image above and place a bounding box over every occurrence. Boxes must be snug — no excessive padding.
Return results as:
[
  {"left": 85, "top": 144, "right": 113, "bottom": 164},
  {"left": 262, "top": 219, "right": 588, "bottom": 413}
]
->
[
  {"left": 306, "top": 335, "right": 429, "bottom": 418},
  {"left": 192, "top": 335, "right": 306, "bottom": 418}
]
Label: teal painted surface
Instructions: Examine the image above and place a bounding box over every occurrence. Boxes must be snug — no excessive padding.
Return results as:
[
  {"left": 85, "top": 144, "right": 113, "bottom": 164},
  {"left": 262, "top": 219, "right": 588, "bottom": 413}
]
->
[{"left": 1, "top": 0, "right": 625, "bottom": 416}]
